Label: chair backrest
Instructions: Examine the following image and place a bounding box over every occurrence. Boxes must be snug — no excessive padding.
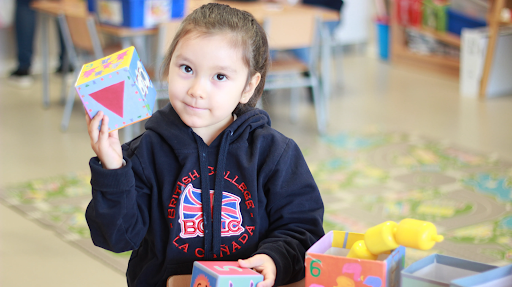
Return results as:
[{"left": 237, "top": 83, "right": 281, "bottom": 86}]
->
[
  {"left": 155, "top": 20, "right": 182, "bottom": 78},
  {"left": 156, "top": 20, "right": 182, "bottom": 60},
  {"left": 60, "top": 12, "right": 104, "bottom": 60},
  {"left": 263, "top": 13, "right": 318, "bottom": 50}
]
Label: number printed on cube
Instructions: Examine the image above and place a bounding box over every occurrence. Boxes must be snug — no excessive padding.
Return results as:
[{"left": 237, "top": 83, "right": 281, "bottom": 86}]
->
[{"left": 190, "top": 261, "right": 263, "bottom": 287}]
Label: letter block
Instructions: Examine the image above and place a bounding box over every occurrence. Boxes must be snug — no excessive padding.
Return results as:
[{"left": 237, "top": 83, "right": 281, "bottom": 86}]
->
[
  {"left": 75, "top": 46, "right": 157, "bottom": 132},
  {"left": 191, "top": 261, "right": 263, "bottom": 287}
]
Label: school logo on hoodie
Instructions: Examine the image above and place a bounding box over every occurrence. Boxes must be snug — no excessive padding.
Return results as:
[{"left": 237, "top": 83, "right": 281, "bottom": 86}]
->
[{"left": 179, "top": 184, "right": 244, "bottom": 238}]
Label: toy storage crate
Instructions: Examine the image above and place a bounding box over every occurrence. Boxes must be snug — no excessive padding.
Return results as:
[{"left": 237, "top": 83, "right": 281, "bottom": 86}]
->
[
  {"left": 447, "top": 8, "right": 487, "bottom": 35},
  {"left": 449, "top": 0, "right": 489, "bottom": 21},
  {"left": 96, "top": 0, "right": 185, "bottom": 28}
]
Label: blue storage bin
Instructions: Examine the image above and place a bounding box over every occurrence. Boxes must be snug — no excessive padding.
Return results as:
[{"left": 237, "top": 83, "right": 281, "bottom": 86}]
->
[
  {"left": 96, "top": 0, "right": 185, "bottom": 28},
  {"left": 171, "top": 0, "right": 185, "bottom": 18},
  {"left": 447, "top": 8, "right": 486, "bottom": 35},
  {"left": 87, "top": 0, "right": 97, "bottom": 13},
  {"left": 376, "top": 21, "right": 390, "bottom": 60}
]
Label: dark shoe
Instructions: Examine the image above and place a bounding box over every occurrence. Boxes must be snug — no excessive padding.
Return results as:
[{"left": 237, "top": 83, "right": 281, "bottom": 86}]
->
[
  {"left": 8, "top": 68, "right": 34, "bottom": 88},
  {"left": 302, "top": 72, "right": 314, "bottom": 104},
  {"left": 55, "top": 64, "right": 75, "bottom": 74}
]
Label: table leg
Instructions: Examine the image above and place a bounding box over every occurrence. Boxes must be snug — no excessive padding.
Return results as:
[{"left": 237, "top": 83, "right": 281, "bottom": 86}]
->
[
  {"left": 132, "top": 35, "right": 148, "bottom": 63},
  {"left": 40, "top": 12, "right": 50, "bottom": 108},
  {"left": 120, "top": 37, "right": 135, "bottom": 143},
  {"left": 320, "top": 23, "right": 331, "bottom": 101},
  {"left": 60, "top": 49, "right": 69, "bottom": 105}
]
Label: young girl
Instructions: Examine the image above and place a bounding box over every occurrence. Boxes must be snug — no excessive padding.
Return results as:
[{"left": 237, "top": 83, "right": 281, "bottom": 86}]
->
[{"left": 85, "top": 3, "right": 324, "bottom": 287}]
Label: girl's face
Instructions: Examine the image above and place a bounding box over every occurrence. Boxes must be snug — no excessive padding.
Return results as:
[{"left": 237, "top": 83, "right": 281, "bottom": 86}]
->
[{"left": 168, "top": 32, "right": 260, "bottom": 142}]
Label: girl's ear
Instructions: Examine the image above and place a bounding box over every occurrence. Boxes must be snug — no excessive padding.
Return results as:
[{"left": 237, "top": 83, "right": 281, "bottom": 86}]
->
[{"left": 240, "top": 72, "right": 261, "bottom": 104}]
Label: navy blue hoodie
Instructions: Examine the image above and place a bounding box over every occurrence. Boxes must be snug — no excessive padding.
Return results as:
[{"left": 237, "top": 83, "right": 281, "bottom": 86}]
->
[{"left": 86, "top": 104, "right": 324, "bottom": 286}]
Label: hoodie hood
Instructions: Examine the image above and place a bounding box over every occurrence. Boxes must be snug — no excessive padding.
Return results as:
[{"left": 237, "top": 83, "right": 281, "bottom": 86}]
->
[
  {"left": 145, "top": 103, "right": 271, "bottom": 149},
  {"left": 144, "top": 103, "right": 271, "bottom": 259}
]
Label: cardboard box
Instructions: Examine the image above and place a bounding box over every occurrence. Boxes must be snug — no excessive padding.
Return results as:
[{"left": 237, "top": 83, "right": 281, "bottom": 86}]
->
[
  {"left": 460, "top": 26, "right": 512, "bottom": 98},
  {"left": 305, "top": 231, "right": 405, "bottom": 287},
  {"left": 75, "top": 46, "right": 157, "bottom": 132},
  {"left": 401, "top": 254, "right": 497, "bottom": 287},
  {"left": 190, "top": 261, "right": 263, "bottom": 287},
  {"left": 450, "top": 264, "right": 512, "bottom": 287}
]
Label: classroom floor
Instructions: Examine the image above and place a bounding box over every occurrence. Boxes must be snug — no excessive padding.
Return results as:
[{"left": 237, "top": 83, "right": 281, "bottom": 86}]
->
[{"left": 1, "top": 49, "right": 512, "bottom": 287}]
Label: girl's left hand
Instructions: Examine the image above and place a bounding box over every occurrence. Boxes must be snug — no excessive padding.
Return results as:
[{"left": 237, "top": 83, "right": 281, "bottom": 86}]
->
[{"left": 238, "top": 254, "right": 276, "bottom": 287}]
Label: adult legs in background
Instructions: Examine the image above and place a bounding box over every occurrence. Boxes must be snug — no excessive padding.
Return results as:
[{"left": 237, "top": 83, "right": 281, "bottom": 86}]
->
[
  {"left": 55, "top": 20, "right": 73, "bottom": 74},
  {"left": 9, "top": 0, "right": 72, "bottom": 88},
  {"left": 9, "top": 0, "right": 36, "bottom": 87}
]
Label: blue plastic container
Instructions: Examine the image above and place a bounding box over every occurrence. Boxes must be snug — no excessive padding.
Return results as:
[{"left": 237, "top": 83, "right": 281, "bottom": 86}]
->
[
  {"left": 171, "top": 0, "right": 185, "bottom": 18},
  {"left": 87, "top": 0, "right": 97, "bottom": 12},
  {"left": 447, "top": 8, "right": 486, "bottom": 35},
  {"left": 377, "top": 21, "right": 390, "bottom": 60},
  {"left": 96, "top": 0, "right": 185, "bottom": 28}
]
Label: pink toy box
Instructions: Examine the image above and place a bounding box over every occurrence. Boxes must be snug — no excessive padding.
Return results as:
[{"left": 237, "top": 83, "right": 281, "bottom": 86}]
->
[{"left": 305, "top": 230, "right": 405, "bottom": 287}]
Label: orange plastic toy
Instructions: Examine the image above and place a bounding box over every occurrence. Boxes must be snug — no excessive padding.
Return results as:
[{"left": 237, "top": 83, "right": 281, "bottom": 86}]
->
[{"left": 347, "top": 218, "right": 444, "bottom": 260}]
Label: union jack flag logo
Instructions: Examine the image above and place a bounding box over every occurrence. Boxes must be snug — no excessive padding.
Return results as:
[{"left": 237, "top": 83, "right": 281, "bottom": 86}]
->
[{"left": 179, "top": 184, "right": 244, "bottom": 238}]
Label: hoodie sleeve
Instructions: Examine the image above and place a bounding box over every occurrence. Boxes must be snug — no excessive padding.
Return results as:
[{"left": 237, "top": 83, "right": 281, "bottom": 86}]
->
[
  {"left": 85, "top": 147, "right": 151, "bottom": 253},
  {"left": 256, "top": 139, "right": 325, "bottom": 286}
]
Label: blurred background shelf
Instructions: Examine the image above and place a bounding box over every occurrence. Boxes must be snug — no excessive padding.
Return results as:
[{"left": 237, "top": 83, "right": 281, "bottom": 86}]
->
[
  {"left": 390, "top": 0, "right": 512, "bottom": 99},
  {"left": 408, "top": 26, "right": 461, "bottom": 47}
]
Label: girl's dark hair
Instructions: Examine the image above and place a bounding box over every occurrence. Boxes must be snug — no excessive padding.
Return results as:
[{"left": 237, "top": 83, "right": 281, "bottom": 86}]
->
[{"left": 160, "top": 3, "right": 270, "bottom": 114}]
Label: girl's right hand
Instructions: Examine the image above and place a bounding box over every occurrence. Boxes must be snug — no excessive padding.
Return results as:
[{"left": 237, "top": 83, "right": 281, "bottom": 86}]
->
[{"left": 86, "top": 110, "right": 123, "bottom": 169}]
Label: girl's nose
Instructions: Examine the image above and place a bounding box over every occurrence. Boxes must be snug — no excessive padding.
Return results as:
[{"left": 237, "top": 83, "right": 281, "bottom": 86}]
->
[{"left": 187, "top": 77, "right": 205, "bottom": 99}]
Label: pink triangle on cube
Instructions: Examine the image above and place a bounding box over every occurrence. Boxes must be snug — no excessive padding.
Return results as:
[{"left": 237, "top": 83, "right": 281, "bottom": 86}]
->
[{"left": 89, "top": 81, "right": 125, "bottom": 118}]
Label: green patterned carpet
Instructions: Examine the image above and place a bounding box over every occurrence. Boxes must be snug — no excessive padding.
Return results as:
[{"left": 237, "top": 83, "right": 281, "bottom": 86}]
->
[{"left": 1, "top": 131, "right": 511, "bottom": 272}]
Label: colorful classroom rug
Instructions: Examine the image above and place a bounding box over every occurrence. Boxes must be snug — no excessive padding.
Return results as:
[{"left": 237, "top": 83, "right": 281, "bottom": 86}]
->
[{"left": 1, "top": 130, "right": 511, "bottom": 273}]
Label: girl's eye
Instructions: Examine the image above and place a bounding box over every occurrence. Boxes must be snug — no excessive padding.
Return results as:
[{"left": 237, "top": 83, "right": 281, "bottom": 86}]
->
[
  {"left": 180, "top": 65, "right": 193, "bottom": 74},
  {"left": 215, "top": 74, "right": 227, "bottom": 81}
]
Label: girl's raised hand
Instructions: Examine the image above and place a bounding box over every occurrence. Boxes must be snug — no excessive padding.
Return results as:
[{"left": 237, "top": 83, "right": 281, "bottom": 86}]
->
[
  {"left": 86, "top": 110, "right": 123, "bottom": 169},
  {"left": 238, "top": 254, "right": 276, "bottom": 287}
]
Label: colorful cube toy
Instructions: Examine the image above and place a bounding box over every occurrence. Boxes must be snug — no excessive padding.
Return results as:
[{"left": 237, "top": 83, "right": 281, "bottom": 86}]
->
[
  {"left": 190, "top": 261, "right": 263, "bottom": 287},
  {"left": 75, "top": 46, "right": 157, "bottom": 132}
]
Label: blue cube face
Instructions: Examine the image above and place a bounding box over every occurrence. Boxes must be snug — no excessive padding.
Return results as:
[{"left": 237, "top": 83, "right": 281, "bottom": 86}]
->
[
  {"left": 128, "top": 49, "right": 157, "bottom": 114},
  {"left": 75, "top": 46, "right": 157, "bottom": 133},
  {"left": 77, "top": 69, "right": 153, "bottom": 132}
]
